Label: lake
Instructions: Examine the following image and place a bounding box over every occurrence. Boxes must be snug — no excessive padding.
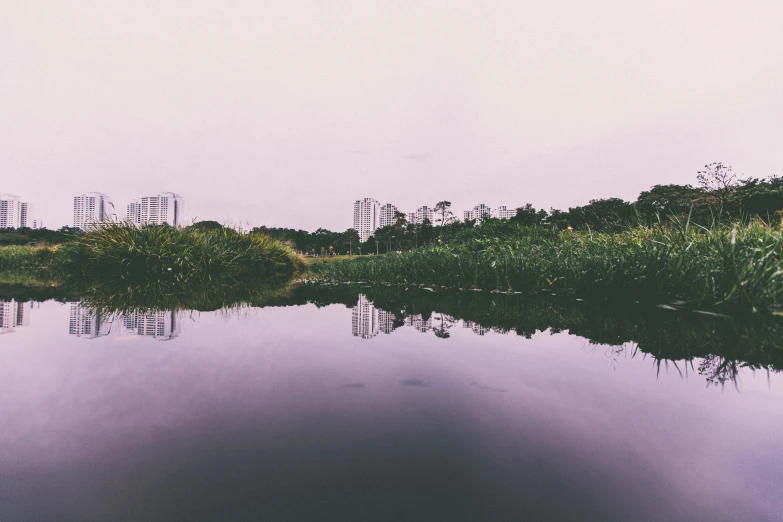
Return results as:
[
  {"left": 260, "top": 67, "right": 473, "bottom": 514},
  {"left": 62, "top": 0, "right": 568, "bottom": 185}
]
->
[{"left": 1, "top": 284, "right": 782, "bottom": 521}]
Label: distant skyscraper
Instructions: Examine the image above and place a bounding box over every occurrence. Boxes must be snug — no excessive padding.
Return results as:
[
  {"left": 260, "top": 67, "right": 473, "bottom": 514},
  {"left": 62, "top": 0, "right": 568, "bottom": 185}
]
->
[
  {"left": 493, "top": 205, "right": 516, "bottom": 220},
  {"left": 126, "top": 192, "right": 184, "bottom": 227},
  {"left": 464, "top": 204, "right": 492, "bottom": 224},
  {"left": 68, "top": 302, "right": 111, "bottom": 338},
  {"left": 352, "top": 294, "right": 379, "bottom": 339},
  {"left": 378, "top": 309, "right": 396, "bottom": 334},
  {"left": 353, "top": 198, "right": 380, "bottom": 243},
  {"left": 0, "top": 194, "right": 34, "bottom": 229},
  {"left": 379, "top": 203, "right": 399, "bottom": 228},
  {"left": 73, "top": 192, "right": 114, "bottom": 230},
  {"left": 408, "top": 205, "right": 434, "bottom": 225},
  {"left": 0, "top": 300, "right": 30, "bottom": 334},
  {"left": 121, "top": 310, "right": 181, "bottom": 340},
  {"left": 406, "top": 314, "right": 433, "bottom": 333}
]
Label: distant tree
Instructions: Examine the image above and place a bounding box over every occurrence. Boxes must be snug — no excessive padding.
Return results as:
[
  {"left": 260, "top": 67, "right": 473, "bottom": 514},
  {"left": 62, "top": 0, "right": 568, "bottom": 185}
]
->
[
  {"left": 697, "top": 162, "right": 739, "bottom": 217},
  {"left": 634, "top": 184, "right": 703, "bottom": 222},
  {"left": 342, "top": 228, "right": 360, "bottom": 255},
  {"left": 189, "top": 220, "right": 224, "bottom": 231},
  {"left": 511, "top": 204, "right": 548, "bottom": 227},
  {"left": 416, "top": 218, "right": 434, "bottom": 246},
  {"left": 434, "top": 201, "right": 456, "bottom": 242}
]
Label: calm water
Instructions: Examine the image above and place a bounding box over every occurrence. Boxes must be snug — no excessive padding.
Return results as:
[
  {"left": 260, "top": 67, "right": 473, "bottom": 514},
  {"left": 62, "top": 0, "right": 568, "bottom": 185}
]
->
[{"left": 1, "top": 285, "right": 782, "bottom": 521}]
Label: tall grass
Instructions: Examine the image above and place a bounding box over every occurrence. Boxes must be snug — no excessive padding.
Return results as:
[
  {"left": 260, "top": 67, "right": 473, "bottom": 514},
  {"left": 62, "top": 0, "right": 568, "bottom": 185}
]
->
[
  {"left": 0, "top": 245, "right": 64, "bottom": 271},
  {"left": 309, "top": 220, "right": 783, "bottom": 312},
  {"left": 64, "top": 223, "right": 304, "bottom": 282}
]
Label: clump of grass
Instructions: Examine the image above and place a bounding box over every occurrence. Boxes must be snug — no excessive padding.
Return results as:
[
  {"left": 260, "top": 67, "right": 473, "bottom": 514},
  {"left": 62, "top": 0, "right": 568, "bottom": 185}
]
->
[
  {"left": 309, "top": 220, "right": 783, "bottom": 312},
  {"left": 64, "top": 223, "right": 304, "bottom": 283}
]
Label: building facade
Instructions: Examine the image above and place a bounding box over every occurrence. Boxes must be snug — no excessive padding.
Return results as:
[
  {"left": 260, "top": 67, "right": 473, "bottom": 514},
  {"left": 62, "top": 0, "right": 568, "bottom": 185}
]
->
[
  {"left": 69, "top": 302, "right": 111, "bottom": 338},
  {"left": 408, "top": 205, "right": 434, "bottom": 225},
  {"left": 353, "top": 198, "right": 380, "bottom": 243},
  {"left": 0, "top": 300, "right": 30, "bottom": 334},
  {"left": 463, "top": 204, "right": 492, "bottom": 224},
  {"left": 351, "top": 294, "right": 379, "bottom": 339},
  {"left": 73, "top": 192, "right": 114, "bottom": 230},
  {"left": 0, "top": 194, "right": 34, "bottom": 229},
  {"left": 379, "top": 203, "right": 399, "bottom": 228},
  {"left": 122, "top": 310, "right": 181, "bottom": 340},
  {"left": 493, "top": 205, "right": 516, "bottom": 220},
  {"left": 126, "top": 192, "right": 184, "bottom": 227}
]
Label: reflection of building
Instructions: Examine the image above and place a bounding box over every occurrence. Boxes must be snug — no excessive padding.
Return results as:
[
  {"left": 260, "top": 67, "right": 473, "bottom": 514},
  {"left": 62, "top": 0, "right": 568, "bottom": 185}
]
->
[
  {"left": 379, "top": 203, "right": 399, "bottom": 228},
  {"left": 378, "top": 310, "right": 396, "bottom": 334},
  {"left": 353, "top": 198, "right": 380, "bottom": 243},
  {"left": 352, "top": 294, "right": 379, "bottom": 339},
  {"left": 127, "top": 192, "right": 184, "bottom": 227},
  {"left": 0, "top": 194, "right": 34, "bottom": 229},
  {"left": 493, "top": 206, "right": 516, "bottom": 220},
  {"left": 406, "top": 314, "right": 433, "bottom": 333},
  {"left": 463, "top": 321, "right": 488, "bottom": 336},
  {"left": 121, "top": 310, "right": 182, "bottom": 340},
  {"left": 68, "top": 302, "right": 111, "bottom": 338},
  {"left": 463, "top": 204, "right": 492, "bottom": 224},
  {"left": 408, "top": 206, "right": 434, "bottom": 225},
  {"left": 73, "top": 193, "right": 114, "bottom": 230},
  {"left": 0, "top": 300, "right": 31, "bottom": 334}
]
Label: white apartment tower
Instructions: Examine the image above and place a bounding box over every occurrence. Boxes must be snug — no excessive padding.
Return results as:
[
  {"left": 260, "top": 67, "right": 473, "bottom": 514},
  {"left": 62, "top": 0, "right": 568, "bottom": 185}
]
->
[
  {"left": 126, "top": 192, "right": 184, "bottom": 227},
  {"left": 493, "top": 206, "right": 516, "bottom": 220},
  {"left": 409, "top": 205, "right": 434, "bottom": 225},
  {"left": 379, "top": 203, "right": 399, "bottom": 228},
  {"left": 0, "top": 194, "right": 34, "bottom": 229},
  {"left": 0, "top": 300, "right": 30, "bottom": 334},
  {"left": 464, "top": 204, "right": 492, "bottom": 224},
  {"left": 351, "top": 294, "right": 379, "bottom": 339},
  {"left": 122, "top": 310, "right": 182, "bottom": 340},
  {"left": 73, "top": 193, "right": 114, "bottom": 230},
  {"left": 353, "top": 198, "right": 380, "bottom": 243},
  {"left": 69, "top": 302, "right": 111, "bottom": 338}
]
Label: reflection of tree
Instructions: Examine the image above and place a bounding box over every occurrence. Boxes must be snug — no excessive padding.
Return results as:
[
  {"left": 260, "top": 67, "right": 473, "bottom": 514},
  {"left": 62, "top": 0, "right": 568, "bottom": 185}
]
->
[{"left": 433, "top": 313, "right": 456, "bottom": 339}]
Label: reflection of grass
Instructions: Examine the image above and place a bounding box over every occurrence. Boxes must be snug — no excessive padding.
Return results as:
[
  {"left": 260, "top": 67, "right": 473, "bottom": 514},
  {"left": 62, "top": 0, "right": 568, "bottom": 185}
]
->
[{"left": 310, "top": 220, "right": 783, "bottom": 312}]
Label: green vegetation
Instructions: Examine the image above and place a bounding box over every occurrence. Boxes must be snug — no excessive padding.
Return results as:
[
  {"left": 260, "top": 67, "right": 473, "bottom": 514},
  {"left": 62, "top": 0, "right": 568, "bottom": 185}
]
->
[
  {"left": 310, "top": 219, "right": 783, "bottom": 312},
  {"left": 65, "top": 223, "right": 303, "bottom": 282},
  {"left": 0, "top": 223, "right": 304, "bottom": 284}
]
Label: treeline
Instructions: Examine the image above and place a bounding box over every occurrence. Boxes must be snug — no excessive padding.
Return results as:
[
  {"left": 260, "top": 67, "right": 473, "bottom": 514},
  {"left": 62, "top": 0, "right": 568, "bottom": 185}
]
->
[
  {"left": 0, "top": 227, "right": 83, "bottom": 246},
  {"left": 256, "top": 163, "right": 783, "bottom": 255}
]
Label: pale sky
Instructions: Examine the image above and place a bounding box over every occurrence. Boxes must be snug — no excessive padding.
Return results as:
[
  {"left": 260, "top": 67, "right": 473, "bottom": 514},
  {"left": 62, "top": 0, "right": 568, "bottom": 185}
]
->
[{"left": 2, "top": 1, "right": 782, "bottom": 230}]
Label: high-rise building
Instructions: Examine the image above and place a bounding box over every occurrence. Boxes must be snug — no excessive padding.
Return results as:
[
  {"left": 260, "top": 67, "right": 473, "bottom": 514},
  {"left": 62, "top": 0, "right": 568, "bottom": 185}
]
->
[
  {"left": 73, "top": 193, "right": 114, "bottom": 230},
  {"left": 353, "top": 198, "right": 380, "bottom": 243},
  {"left": 0, "top": 194, "right": 34, "bottom": 229},
  {"left": 493, "top": 206, "right": 516, "bottom": 220},
  {"left": 378, "top": 310, "right": 396, "bottom": 334},
  {"left": 406, "top": 314, "right": 433, "bottom": 333},
  {"left": 68, "top": 302, "right": 111, "bottom": 338},
  {"left": 379, "top": 203, "right": 399, "bottom": 228},
  {"left": 351, "top": 294, "right": 379, "bottom": 339},
  {"left": 121, "top": 310, "right": 181, "bottom": 340},
  {"left": 463, "top": 204, "right": 492, "bottom": 224},
  {"left": 0, "top": 300, "right": 30, "bottom": 334},
  {"left": 408, "top": 205, "right": 434, "bottom": 225},
  {"left": 126, "top": 192, "right": 184, "bottom": 227}
]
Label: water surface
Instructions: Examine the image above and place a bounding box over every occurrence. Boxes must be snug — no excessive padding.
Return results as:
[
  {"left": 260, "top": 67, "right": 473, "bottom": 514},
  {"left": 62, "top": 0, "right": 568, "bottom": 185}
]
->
[{"left": 1, "top": 286, "right": 781, "bottom": 521}]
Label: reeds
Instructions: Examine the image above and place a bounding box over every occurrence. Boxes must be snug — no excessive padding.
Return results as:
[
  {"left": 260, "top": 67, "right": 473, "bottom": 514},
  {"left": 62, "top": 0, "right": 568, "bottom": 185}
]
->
[
  {"left": 309, "top": 220, "right": 783, "bottom": 312},
  {"left": 64, "top": 223, "right": 304, "bottom": 283}
]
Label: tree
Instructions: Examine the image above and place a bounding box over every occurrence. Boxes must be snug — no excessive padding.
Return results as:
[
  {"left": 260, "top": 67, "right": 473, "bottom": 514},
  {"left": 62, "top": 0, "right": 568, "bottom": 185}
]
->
[
  {"left": 635, "top": 184, "right": 703, "bottom": 222},
  {"left": 697, "top": 162, "right": 739, "bottom": 217},
  {"left": 434, "top": 201, "right": 455, "bottom": 242},
  {"left": 511, "top": 204, "right": 547, "bottom": 227},
  {"left": 189, "top": 220, "right": 224, "bottom": 231},
  {"left": 342, "top": 228, "right": 360, "bottom": 255}
]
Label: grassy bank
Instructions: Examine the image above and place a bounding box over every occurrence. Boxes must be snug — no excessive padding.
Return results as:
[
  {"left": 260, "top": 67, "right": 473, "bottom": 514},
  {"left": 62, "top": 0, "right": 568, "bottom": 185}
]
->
[
  {"left": 0, "top": 224, "right": 304, "bottom": 283},
  {"left": 309, "top": 220, "right": 783, "bottom": 312}
]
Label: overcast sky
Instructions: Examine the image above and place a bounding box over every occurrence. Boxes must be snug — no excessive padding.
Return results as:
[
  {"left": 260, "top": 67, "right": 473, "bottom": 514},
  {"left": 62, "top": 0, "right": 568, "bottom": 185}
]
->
[{"left": 2, "top": 1, "right": 782, "bottom": 230}]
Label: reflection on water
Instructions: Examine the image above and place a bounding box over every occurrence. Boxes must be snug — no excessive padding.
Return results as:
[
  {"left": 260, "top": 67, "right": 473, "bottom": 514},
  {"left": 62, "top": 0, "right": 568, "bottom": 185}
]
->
[
  {"left": 2, "top": 282, "right": 783, "bottom": 520},
  {"left": 68, "top": 302, "right": 182, "bottom": 341},
  {"left": 0, "top": 299, "right": 37, "bottom": 334}
]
